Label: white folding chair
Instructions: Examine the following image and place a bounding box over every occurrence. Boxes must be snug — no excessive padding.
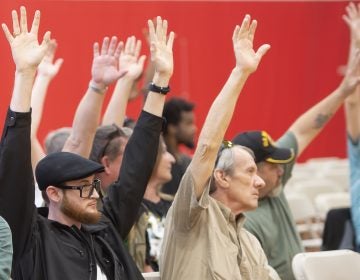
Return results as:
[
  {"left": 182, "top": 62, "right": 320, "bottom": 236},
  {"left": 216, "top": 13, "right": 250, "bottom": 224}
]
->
[
  {"left": 292, "top": 250, "right": 360, "bottom": 280},
  {"left": 315, "top": 192, "right": 350, "bottom": 220},
  {"left": 142, "top": 272, "right": 160, "bottom": 280}
]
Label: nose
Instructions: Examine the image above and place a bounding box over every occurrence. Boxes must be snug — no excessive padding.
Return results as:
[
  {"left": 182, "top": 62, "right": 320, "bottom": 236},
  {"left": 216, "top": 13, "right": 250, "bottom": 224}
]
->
[
  {"left": 254, "top": 174, "right": 265, "bottom": 189},
  {"left": 168, "top": 152, "right": 176, "bottom": 164},
  {"left": 91, "top": 188, "right": 100, "bottom": 199}
]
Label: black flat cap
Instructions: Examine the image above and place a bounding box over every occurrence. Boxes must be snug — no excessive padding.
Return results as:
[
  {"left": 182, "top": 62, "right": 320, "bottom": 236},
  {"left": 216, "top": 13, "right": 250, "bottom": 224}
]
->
[{"left": 35, "top": 152, "right": 104, "bottom": 191}]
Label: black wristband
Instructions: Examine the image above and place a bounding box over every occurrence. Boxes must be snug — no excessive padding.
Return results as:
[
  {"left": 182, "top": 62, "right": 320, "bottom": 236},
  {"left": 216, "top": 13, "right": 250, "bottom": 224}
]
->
[{"left": 148, "top": 82, "right": 170, "bottom": 95}]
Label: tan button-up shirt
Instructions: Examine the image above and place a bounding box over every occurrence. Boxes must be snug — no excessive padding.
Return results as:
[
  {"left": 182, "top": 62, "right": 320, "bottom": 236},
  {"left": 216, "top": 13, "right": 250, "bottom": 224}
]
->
[{"left": 160, "top": 170, "right": 280, "bottom": 280}]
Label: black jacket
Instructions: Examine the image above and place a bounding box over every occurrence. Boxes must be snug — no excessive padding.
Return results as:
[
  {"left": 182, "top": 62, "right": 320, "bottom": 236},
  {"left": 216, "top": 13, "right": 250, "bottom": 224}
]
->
[{"left": 0, "top": 109, "right": 163, "bottom": 280}]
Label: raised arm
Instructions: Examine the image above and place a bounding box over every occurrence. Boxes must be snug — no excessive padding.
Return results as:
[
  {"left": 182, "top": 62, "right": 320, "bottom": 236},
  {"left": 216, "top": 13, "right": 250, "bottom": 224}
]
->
[
  {"left": 0, "top": 6, "right": 50, "bottom": 262},
  {"left": 189, "top": 15, "right": 270, "bottom": 199},
  {"left": 102, "top": 16, "right": 175, "bottom": 238},
  {"left": 31, "top": 40, "right": 63, "bottom": 173},
  {"left": 344, "top": 2, "right": 360, "bottom": 142},
  {"left": 102, "top": 36, "right": 146, "bottom": 126},
  {"left": 62, "top": 36, "right": 125, "bottom": 157},
  {"left": 287, "top": 5, "right": 360, "bottom": 156}
]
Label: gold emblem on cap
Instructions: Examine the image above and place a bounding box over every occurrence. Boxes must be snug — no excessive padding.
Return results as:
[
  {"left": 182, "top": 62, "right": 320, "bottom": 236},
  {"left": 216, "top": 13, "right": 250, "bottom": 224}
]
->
[{"left": 261, "top": 131, "right": 274, "bottom": 147}]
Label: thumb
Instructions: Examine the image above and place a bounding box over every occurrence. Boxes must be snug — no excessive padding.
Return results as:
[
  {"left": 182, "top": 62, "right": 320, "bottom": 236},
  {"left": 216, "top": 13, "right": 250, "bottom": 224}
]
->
[
  {"left": 256, "top": 44, "right": 271, "bottom": 60},
  {"left": 138, "top": 55, "right": 147, "bottom": 69}
]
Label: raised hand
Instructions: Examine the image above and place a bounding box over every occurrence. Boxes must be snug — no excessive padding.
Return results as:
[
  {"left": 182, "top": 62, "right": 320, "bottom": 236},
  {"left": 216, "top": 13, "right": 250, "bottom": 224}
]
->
[
  {"left": 119, "top": 36, "right": 146, "bottom": 81},
  {"left": 147, "top": 16, "right": 175, "bottom": 79},
  {"left": 37, "top": 39, "right": 64, "bottom": 79},
  {"left": 232, "top": 15, "right": 270, "bottom": 74},
  {"left": 339, "top": 49, "right": 360, "bottom": 97},
  {"left": 344, "top": 2, "right": 360, "bottom": 45},
  {"left": 1, "top": 6, "right": 51, "bottom": 72},
  {"left": 91, "top": 36, "right": 126, "bottom": 89}
]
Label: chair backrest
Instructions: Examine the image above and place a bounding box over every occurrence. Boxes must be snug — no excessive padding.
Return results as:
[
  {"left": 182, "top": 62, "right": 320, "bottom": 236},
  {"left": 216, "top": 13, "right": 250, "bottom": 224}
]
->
[
  {"left": 142, "top": 272, "right": 161, "bottom": 280},
  {"left": 315, "top": 192, "right": 350, "bottom": 219},
  {"left": 286, "top": 193, "right": 317, "bottom": 222},
  {"left": 292, "top": 250, "right": 360, "bottom": 280}
]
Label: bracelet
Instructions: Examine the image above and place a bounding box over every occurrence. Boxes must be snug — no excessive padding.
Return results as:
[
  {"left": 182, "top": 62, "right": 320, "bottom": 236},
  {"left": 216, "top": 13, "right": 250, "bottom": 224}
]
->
[
  {"left": 89, "top": 81, "right": 108, "bottom": 95},
  {"left": 148, "top": 82, "right": 170, "bottom": 95}
]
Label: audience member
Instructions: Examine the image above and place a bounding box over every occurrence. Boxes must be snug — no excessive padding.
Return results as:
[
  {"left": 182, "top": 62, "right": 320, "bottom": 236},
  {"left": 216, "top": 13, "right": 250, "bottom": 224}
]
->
[
  {"left": 0, "top": 216, "right": 12, "bottom": 279},
  {"left": 161, "top": 97, "right": 197, "bottom": 196},
  {"left": 0, "top": 8, "right": 174, "bottom": 280},
  {"left": 160, "top": 15, "right": 277, "bottom": 279},
  {"left": 128, "top": 136, "right": 175, "bottom": 272},
  {"left": 232, "top": 7, "right": 360, "bottom": 279},
  {"left": 343, "top": 2, "right": 360, "bottom": 253}
]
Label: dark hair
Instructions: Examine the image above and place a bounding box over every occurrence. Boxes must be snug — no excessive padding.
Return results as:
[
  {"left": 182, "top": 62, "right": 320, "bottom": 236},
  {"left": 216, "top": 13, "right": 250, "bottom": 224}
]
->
[
  {"left": 90, "top": 124, "right": 127, "bottom": 163},
  {"left": 163, "top": 98, "right": 194, "bottom": 134},
  {"left": 44, "top": 127, "right": 72, "bottom": 154}
]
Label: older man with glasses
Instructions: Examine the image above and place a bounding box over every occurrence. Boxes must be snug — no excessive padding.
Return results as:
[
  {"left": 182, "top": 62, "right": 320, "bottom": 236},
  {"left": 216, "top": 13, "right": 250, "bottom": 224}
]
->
[{"left": 0, "top": 7, "right": 174, "bottom": 280}]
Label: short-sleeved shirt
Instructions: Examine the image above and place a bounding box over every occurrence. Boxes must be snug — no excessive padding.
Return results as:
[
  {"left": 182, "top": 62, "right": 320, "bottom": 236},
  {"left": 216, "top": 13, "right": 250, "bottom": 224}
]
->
[
  {"left": 347, "top": 136, "right": 360, "bottom": 247},
  {"left": 244, "top": 131, "right": 304, "bottom": 280},
  {"left": 160, "top": 170, "right": 280, "bottom": 280},
  {"left": 0, "top": 216, "right": 12, "bottom": 280}
]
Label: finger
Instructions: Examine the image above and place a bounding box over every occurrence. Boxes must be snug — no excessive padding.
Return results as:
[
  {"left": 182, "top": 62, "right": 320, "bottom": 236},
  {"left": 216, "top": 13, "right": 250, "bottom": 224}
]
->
[
  {"left": 166, "top": 31, "right": 175, "bottom": 50},
  {"left": 134, "top": 39, "right": 142, "bottom": 59},
  {"left": 125, "top": 36, "right": 131, "bottom": 53},
  {"left": 114, "top": 41, "right": 124, "bottom": 60},
  {"left": 12, "top": 10, "right": 20, "bottom": 36},
  {"left": 232, "top": 25, "right": 240, "bottom": 43},
  {"left": 156, "top": 16, "right": 162, "bottom": 40},
  {"left": 2, "top": 23, "right": 13, "bottom": 43},
  {"left": 108, "top": 36, "right": 118, "bottom": 56},
  {"left": 138, "top": 55, "right": 146, "bottom": 69},
  {"left": 45, "top": 39, "right": 57, "bottom": 62},
  {"left": 162, "top": 19, "right": 168, "bottom": 43},
  {"left": 129, "top": 36, "right": 136, "bottom": 54},
  {"left": 40, "top": 31, "right": 51, "bottom": 51},
  {"left": 343, "top": 15, "right": 351, "bottom": 27},
  {"left": 248, "top": 20, "right": 257, "bottom": 43},
  {"left": 240, "top": 14, "right": 251, "bottom": 34},
  {"left": 20, "top": 6, "right": 28, "bottom": 34},
  {"left": 54, "top": 58, "right": 64, "bottom": 70},
  {"left": 101, "top": 37, "right": 110, "bottom": 55},
  {"left": 30, "top": 10, "right": 40, "bottom": 36},
  {"left": 256, "top": 44, "right": 271, "bottom": 59},
  {"left": 93, "top": 42, "right": 100, "bottom": 57},
  {"left": 347, "top": 2, "right": 356, "bottom": 18},
  {"left": 148, "top": 19, "right": 156, "bottom": 43}
]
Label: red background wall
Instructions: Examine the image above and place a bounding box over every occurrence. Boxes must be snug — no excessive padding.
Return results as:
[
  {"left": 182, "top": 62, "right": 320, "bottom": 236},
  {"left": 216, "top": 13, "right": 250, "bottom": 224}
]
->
[{"left": 0, "top": 0, "right": 352, "bottom": 161}]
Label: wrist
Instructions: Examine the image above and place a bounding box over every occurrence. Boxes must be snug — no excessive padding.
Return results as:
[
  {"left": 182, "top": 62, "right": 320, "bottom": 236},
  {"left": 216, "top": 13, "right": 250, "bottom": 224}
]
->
[
  {"left": 153, "top": 72, "right": 171, "bottom": 87},
  {"left": 89, "top": 80, "right": 108, "bottom": 94},
  {"left": 148, "top": 82, "right": 170, "bottom": 95}
]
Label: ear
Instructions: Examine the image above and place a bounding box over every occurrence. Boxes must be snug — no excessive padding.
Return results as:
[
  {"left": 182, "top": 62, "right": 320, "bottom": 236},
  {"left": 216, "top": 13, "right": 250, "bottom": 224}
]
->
[
  {"left": 213, "top": 169, "right": 230, "bottom": 189},
  {"left": 100, "top": 155, "right": 112, "bottom": 175},
  {"left": 167, "top": 124, "right": 177, "bottom": 136},
  {"left": 46, "top": 186, "right": 62, "bottom": 203}
]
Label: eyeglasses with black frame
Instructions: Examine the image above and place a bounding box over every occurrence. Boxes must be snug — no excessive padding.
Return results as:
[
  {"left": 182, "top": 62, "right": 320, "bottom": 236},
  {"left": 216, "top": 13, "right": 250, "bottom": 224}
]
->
[
  {"left": 58, "top": 179, "right": 103, "bottom": 200},
  {"left": 214, "top": 140, "right": 234, "bottom": 167}
]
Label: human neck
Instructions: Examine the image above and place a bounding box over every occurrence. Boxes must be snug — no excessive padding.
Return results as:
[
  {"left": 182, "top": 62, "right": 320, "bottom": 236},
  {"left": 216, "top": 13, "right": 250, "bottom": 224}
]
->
[
  {"left": 48, "top": 204, "right": 81, "bottom": 229},
  {"left": 144, "top": 180, "right": 161, "bottom": 203}
]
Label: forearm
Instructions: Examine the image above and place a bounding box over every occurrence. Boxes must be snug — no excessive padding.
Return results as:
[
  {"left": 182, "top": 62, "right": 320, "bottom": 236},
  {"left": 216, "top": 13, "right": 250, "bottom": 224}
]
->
[
  {"left": 142, "top": 72, "right": 170, "bottom": 117},
  {"left": 190, "top": 67, "right": 250, "bottom": 197},
  {"left": 102, "top": 77, "right": 134, "bottom": 126},
  {"left": 0, "top": 109, "right": 35, "bottom": 261},
  {"left": 62, "top": 85, "right": 106, "bottom": 157},
  {"left": 30, "top": 75, "right": 51, "bottom": 136},
  {"left": 10, "top": 70, "right": 37, "bottom": 112},
  {"left": 288, "top": 87, "right": 346, "bottom": 156}
]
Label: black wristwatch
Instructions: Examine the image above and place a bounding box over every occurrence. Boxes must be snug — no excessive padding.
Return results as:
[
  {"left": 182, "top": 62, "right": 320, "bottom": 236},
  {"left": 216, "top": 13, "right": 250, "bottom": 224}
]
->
[{"left": 148, "top": 82, "right": 170, "bottom": 95}]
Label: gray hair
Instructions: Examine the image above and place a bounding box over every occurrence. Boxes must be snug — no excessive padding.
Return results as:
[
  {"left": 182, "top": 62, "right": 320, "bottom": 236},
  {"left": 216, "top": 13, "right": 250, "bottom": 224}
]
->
[
  {"left": 44, "top": 127, "right": 72, "bottom": 154},
  {"left": 210, "top": 145, "right": 255, "bottom": 194}
]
